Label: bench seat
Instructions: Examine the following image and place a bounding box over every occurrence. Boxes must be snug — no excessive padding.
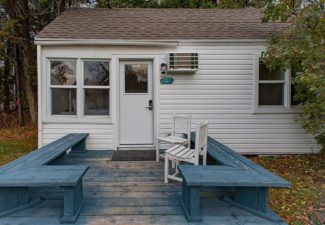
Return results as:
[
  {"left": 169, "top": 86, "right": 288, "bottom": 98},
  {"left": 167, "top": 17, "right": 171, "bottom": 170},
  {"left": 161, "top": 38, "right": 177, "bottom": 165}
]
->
[
  {"left": 179, "top": 165, "right": 289, "bottom": 223},
  {"left": 0, "top": 133, "right": 89, "bottom": 174},
  {"left": 0, "top": 165, "right": 89, "bottom": 223},
  {"left": 179, "top": 165, "right": 290, "bottom": 188},
  {"left": 180, "top": 134, "right": 291, "bottom": 223},
  {"left": 0, "top": 165, "right": 88, "bottom": 186},
  {"left": 0, "top": 133, "right": 89, "bottom": 224}
]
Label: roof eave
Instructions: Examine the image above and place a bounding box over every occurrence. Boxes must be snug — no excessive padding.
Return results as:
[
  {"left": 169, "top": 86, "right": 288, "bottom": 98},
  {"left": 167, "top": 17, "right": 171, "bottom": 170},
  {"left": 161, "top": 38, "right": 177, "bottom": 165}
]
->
[
  {"left": 34, "top": 38, "right": 179, "bottom": 46},
  {"left": 34, "top": 38, "right": 268, "bottom": 46}
]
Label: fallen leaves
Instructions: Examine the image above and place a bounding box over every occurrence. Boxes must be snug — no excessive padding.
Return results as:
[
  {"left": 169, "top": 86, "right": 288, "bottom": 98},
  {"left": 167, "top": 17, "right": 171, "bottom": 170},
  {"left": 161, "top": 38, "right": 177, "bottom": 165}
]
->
[{"left": 251, "top": 154, "right": 325, "bottom": 225}]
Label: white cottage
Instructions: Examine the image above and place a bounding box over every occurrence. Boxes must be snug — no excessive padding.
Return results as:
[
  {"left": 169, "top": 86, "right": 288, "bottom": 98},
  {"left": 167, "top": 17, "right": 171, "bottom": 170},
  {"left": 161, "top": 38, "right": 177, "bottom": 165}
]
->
[{"left": 35, "top": 8, "right": 320, "bottom": 154}]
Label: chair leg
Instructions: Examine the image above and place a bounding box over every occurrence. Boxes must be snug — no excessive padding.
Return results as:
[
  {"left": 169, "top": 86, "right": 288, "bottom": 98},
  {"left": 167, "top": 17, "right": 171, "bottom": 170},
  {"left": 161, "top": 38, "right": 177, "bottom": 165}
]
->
[
  {"left": 156, "top": 141, "right": 160, "bottom": 162},
  {"left": 203, "top": 146, "right": 207, "bottom": 166},
  {"left": 203, "top": 153, "right": 207, "bottom": 166},
  {"left": 171, "top": 160, "right": 176, "bottom": 169},
  {"left": 175, "top": 160, "right": 180, "bottom": 174},
  {"left": 164, "top": 155, "right": 169, "bottom": 183}
]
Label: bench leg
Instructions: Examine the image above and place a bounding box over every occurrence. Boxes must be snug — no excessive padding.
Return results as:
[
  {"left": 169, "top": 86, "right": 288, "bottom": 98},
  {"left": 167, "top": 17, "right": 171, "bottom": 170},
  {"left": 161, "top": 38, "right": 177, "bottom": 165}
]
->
[
  {"left": 234, "top": 187, "right": 268, "bottom": 213},
  {"left": 71, "top": 139, "right": 86, "bottom": 153},
  {"left": 60, "top": 179, "right": 85, "bottom": 224},
  {"left": 223, "top": 187, "right": 284, "bottom": 222},
  {"left": 180, "top": 181, "right": 201, "bottom": 222},
  {"left": 0, "top": 187, "right": 41, "bottom": 217}
]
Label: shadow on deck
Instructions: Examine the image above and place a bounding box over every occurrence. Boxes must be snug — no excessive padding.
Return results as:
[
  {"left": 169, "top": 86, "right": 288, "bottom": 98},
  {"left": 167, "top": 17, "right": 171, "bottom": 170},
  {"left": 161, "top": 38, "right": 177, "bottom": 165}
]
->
[{"left": 0, "top": 151, "right": 285, "bottom": 225}]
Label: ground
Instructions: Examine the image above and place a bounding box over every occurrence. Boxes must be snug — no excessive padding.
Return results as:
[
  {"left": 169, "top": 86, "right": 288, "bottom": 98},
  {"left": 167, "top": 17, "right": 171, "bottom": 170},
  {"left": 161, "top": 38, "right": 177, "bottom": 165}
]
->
[{"left": 0, "top": 125, "right": 324, "bottom": 225}]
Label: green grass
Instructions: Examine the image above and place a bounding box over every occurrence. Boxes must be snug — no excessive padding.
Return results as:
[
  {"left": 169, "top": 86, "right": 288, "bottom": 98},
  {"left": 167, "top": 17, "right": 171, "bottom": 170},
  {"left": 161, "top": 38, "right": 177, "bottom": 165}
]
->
[
  {"left": 0, "top": 125, "right": 37, "bottom": 165},
  {"left": 0, "top": 138, "right": 37, "bottom": 165}
]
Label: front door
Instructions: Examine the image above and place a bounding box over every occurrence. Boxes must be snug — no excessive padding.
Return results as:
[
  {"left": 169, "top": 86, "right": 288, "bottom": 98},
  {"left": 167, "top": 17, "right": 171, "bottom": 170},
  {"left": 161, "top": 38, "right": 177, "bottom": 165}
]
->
[{"left": 119, "top": 61, "right": 154, "bottom": 146}]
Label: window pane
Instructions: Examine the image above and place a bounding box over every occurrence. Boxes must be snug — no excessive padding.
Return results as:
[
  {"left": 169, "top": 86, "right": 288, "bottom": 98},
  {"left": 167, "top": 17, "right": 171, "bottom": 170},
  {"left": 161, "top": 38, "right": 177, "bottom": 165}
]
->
[
  {"left": 259, "top": 61, "right": 284, "bottom": 80},
  {"left": 259, "top": 83, "right": 284, "bottom": 106},
  {"left": 84, "top": 61, "right": 110, "bottom": 86},
  {"left": 52, "top": 88, "right": 76, "bottom": 115},
  {"left": 125, "top": 64, "right": 148, "bottom": 93},
  {"left": 85, "top": 89, "right": 109, "bottom": 115},
  {"left": 50, "top": 61, "right": 76, "bottom": 85}
]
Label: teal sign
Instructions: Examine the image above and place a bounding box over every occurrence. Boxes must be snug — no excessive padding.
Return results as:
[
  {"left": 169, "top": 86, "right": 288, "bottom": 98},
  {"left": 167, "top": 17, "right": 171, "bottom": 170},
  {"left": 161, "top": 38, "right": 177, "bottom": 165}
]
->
[{"left": 160, "top": 77, "right": 174, "bottom": 85}]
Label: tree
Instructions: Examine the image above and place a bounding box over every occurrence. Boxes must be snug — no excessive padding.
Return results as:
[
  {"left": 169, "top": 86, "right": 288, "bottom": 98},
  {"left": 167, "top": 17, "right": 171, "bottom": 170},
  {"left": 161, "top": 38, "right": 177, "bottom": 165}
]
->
[
  {"left": 0, "top": 0, "right": 91, "bottom": 125},
  {"left": 217, "top": 0, "right": 268, "bottom": 8},
  {"left": 262, "top": 0, "right": 325, "bottom": 149}
]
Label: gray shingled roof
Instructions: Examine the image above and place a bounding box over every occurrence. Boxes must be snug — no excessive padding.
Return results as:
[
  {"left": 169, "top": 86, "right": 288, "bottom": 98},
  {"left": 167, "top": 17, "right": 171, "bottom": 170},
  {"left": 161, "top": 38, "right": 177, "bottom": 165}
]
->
[{"left": 36, "top": 8, "right": 287, "bottom": 40}]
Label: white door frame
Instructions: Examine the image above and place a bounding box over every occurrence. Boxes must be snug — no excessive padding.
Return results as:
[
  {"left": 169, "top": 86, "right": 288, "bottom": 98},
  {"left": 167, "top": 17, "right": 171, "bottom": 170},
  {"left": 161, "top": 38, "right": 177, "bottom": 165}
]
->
[{"left": 116, "top": 56, "right": 160, "bottom": 149}]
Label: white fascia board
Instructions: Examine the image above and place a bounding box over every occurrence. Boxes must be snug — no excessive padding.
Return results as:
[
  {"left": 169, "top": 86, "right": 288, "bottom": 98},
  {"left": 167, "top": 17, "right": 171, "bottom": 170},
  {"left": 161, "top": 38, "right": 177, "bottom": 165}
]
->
[
  {"left": 34, "top": 38, "right": 268, "bottom": 46},
  {"left": 34, "top": 38, "right": 179, "bottom": 46},
  {"left": 178, "top": 39, "right": 268, "bottom": 44}
]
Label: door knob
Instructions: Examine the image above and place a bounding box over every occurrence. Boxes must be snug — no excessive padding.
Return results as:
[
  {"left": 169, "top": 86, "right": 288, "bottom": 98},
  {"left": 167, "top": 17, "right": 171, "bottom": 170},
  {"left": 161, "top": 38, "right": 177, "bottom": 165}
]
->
[{"left": 145, "top": 100, "right": 153, "bottom": 110}]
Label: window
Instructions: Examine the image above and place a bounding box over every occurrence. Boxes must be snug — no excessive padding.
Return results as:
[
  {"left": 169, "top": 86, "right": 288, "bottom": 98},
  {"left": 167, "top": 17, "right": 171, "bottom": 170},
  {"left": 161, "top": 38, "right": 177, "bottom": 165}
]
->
[
  {"left": 258, "top": 61, "right": 285, "bottom": 106},
  {"left": 83, "top": 61, "right": 110, "bottom": 116},
  {"left": 255, "top": 56, "right": 301, "bottom": 113},
  {"left": 50, "top": 61, "right": 77, "bottom": 115},
  {"left": 125, "top": 64, "right": 148, "bottom": 93},
  {"left": 48, "top": 59, "right": 110, "bottom": 119}
]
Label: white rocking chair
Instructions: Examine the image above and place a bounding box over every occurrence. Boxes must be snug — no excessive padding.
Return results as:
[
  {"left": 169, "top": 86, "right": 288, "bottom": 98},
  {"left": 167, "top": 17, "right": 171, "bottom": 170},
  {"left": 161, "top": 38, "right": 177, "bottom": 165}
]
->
[
  {"left": 156, "top": 114, "right": 191, "bottom": 162},
  {"left": 164, "top": 121, "right": 208, "bottom": 183}
]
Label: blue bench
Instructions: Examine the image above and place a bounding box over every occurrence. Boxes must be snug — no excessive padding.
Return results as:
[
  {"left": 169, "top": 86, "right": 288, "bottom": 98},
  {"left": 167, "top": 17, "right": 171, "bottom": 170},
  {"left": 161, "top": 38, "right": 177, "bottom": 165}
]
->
[
  {"left": 0, "top": 133, "right": 89, "bottom": 223},
  {"left": 178, "top": 134, "right": 290, "bottom": 223}
]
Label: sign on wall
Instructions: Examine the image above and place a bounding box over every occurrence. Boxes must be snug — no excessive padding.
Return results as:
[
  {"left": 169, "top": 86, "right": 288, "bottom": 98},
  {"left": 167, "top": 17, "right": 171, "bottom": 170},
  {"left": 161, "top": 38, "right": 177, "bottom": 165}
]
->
[{"left": 160, "top": 77, "right": 174, "bottom": 85}]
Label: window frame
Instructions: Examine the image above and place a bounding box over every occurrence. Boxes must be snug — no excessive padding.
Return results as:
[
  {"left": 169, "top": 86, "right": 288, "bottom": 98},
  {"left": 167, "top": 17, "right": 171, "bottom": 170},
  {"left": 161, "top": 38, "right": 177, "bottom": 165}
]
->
[
  {"left": 81, "top": 59, "right": 111, "bottom": 118},
  {"left": 46, "top": 58, "right": 112, "bottom": 123},
  {"left": 253, "top": 54, "right": 302, "bottom": 114},
  {"left": 48, "top": 58, "right": 78, "bottom": 118}
]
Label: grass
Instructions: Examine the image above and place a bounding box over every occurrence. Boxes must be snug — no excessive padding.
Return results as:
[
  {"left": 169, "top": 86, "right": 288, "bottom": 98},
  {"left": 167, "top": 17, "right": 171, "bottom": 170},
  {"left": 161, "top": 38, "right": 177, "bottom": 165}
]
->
[
  {"left": 0, "top": 126, "right": 323, "bottom": 225},
  {"left": 0, "top": 125, "right": 37, "bottom": 165}
]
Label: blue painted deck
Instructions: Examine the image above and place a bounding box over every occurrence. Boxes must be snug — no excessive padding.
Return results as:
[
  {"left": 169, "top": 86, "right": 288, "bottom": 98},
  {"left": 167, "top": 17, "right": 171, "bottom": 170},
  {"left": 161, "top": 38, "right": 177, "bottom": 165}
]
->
[{"left": 0, "top": 151, "right": 286, "bottom": 225}]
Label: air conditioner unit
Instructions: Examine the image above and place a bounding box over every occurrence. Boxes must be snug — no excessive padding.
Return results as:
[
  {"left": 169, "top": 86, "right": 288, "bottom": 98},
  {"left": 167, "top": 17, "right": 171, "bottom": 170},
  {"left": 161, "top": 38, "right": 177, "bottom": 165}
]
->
[{"left": 168, "top": 53, "right": 198, "bottom": 72}]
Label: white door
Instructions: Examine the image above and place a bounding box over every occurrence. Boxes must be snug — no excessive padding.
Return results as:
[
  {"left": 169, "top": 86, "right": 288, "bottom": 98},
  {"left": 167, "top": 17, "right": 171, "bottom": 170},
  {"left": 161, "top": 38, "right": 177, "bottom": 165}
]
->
[{"left": 119, "top": 61, "right": 154, "bottom": 146}]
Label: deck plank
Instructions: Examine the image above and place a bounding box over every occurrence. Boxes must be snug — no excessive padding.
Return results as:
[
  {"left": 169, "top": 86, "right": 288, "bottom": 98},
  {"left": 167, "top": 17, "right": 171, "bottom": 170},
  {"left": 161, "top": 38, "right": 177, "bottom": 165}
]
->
[{"left": 0, "top": 150, "right": 286, "bottom": 225}]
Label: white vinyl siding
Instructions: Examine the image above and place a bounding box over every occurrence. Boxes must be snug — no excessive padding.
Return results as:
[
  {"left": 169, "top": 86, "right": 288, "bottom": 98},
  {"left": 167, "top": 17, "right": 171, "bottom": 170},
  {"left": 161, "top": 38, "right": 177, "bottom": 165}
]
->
[
  {"left": 38, "top": 43, "right": 320, "bottom": 153},
  {"left": 41, "top": 123, "right": 115, "bottom": 150},
  {"left": 159, "top": 42, "right": 319, "bottom": 154}
]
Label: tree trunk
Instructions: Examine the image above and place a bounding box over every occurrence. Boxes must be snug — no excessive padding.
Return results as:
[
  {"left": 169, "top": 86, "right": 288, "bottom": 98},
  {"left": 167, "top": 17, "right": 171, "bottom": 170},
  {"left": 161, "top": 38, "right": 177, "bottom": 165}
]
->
[
  {"left": 3, "top": 45, "right": 11, "bottom": 113},
  {"left": 20, "top": 0, "right": 37, "bottom": 125},
  {"left": 14, "top": 44, "right": 24, "bottom": 126}
]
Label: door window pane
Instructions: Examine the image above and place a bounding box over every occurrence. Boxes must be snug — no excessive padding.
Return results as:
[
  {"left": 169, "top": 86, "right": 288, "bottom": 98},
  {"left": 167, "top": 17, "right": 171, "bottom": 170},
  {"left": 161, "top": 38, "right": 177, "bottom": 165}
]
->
[
  {"left": 125, "top": 64, "right": 148, "bottom": 93},
  {"left": 52, "top": 88, "right": 76, "bottom": 115},
  {"left": 84, "top": 89, "right": 109, "bottom": 115},
  {"left": 50, "top": 61, "right": 76, "bottom": 85},
  {"left": 259, "top": 83, "right": 284, "bottom": 106},
  {"left": 259, "top": 61, "right": 284, "bottom": 80},
  {"left": 84, "top": 61, "right": 110, "bottom": 86}
]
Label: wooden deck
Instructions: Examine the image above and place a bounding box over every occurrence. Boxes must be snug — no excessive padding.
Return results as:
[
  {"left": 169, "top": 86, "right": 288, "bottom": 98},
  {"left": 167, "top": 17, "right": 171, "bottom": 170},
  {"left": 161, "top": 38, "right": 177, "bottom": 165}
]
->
[{"left": 0, "top": 151, "right": 286, "bottom": 225}]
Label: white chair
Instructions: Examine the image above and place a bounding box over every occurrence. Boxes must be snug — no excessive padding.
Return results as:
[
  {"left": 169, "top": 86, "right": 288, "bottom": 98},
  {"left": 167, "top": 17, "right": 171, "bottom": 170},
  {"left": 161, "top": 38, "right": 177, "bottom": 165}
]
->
[
  {"left": 164, "top": 121, "right": 208, "bottom": 183},
  {"left": 156, "top": 114, "right": 191, "bottom": 162}
]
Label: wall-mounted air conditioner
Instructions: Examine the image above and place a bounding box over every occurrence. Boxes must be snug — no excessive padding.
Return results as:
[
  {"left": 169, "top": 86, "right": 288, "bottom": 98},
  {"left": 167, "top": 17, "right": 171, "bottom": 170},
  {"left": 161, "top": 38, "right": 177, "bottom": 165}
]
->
[{"left": 168, "top": 53, "right": 198, "bottom": 73}]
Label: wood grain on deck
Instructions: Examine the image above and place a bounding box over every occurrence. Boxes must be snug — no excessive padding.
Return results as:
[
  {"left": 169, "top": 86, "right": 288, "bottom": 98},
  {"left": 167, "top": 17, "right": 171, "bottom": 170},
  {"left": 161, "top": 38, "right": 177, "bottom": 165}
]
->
[{"left": 0, "top": 151, "right": 284, "bottom": 225}]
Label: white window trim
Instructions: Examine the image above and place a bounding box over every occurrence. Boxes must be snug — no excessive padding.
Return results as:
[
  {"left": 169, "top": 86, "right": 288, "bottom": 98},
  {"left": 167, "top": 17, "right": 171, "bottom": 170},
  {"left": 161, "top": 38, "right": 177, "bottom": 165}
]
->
[
  {"left": 253, "top": 54, "right": 303, "bottom": 114},
  {"left": 45, "top": 58, "right": 112, "bottom": 123}
]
